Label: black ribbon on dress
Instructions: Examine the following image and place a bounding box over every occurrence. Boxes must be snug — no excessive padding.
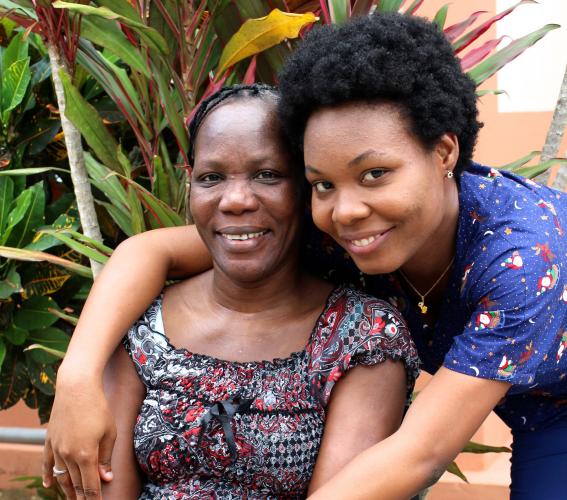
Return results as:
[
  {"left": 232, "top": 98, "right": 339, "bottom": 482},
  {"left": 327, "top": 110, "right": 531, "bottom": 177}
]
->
[{"left": 198, "top": 396, "right": 253, "bottom": 462}]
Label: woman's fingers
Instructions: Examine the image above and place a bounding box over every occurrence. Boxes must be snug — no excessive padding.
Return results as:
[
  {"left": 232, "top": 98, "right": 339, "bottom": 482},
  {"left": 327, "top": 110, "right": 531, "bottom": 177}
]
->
[
  {"left": 42, "top": 436, "right": 55, "bottom": 488},
  {"left": 98, "top": 428, "right": 117, "bottom": 483},
  {"left": 77, "top": 451, "right": 104, "bottom": 498},
  {"left": 52, "top": 458, "right": 76, "bottom": 499}
]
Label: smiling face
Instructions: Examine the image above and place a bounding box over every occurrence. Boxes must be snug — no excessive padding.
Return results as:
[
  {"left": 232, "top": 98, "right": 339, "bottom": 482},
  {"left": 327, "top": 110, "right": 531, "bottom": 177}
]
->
[
  {"left": 190, "top": 98, "right": 302, "bottom": 284},
  {"left": 303, "top": 101, "right": 459, "bottom": 276}
]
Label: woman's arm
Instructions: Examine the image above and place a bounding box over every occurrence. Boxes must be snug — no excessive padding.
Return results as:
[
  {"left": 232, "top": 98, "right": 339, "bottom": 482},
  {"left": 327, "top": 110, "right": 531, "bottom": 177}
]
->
[
  {"left": 43, "top": 225, "right": 211, "bottom": 495},
  {"left": 101, "top": 346, "right": 145, "bottom": 500},
  {"left": 308, "top": 359, "right": 406, "bottom": 494},
  {"left": 309, "top": 367, "right": 510, "bottom": 499}
]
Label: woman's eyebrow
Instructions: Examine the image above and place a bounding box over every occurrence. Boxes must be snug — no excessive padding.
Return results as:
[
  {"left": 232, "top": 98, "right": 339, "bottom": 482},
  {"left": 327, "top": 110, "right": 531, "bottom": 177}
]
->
[{"left": 348, "top": 149, "right": 382, "bottom": 167}]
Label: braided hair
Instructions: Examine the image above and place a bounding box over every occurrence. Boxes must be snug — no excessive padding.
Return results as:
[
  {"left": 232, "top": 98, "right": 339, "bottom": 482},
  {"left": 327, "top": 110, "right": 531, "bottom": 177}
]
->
[{"left": 188, "top": 84, "right": 279, "bottom": 167}]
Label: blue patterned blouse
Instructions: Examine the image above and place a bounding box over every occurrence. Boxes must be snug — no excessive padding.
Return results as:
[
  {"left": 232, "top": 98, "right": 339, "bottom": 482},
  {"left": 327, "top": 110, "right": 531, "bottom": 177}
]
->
[{"left": 304, "top": 163, "right": 567, "bottom": 433}]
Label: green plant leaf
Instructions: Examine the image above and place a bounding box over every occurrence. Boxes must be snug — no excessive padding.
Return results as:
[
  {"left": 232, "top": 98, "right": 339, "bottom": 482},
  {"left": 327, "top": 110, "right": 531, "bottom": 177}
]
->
[
  {"left": 14, "top": 296, "right": 59, "bottom": 330},
  {"left": 47, "top": 307, "right": 78, "bottom": 326},
  {"left": 60, "top": 70, "right": 123, "bottom": 173},
  {"left": 36, "top": 229, "right": 109, "bottom": 264},
  {"left": 0, "top": 246, "right": 93, "bottom": 278},
  {"left": 432, "top": 4, "right": 449, "bottom": 30},
  {"left": 26, "top": 327, "right": 69, "bottom": 364},
  {"left": 5, "top": 181, "right": 45, "bottom": 248},
  {"left": 80, "top": 15, "right": 150, "bottom": 77},
  {"left": 0, "top": 339, "right": 6, "bottom": 371},
  {"left": 0, "top": 266, "right": 21, "bottom": 299},
  {"left": 328, "top": 0, "right": 350, "bottom": 23},
  {"left": 1, "top": 57, "right": 31, "bottom": 124},
  {"left": 120, "top": 175, "right": 184, "bottom": 228},
  {"left": 497, "top": 151, "right": 541, "bottom": 171},
  {"left": 476, "top": 89, "right": 507, "bottom": 97},
  {"left": 0, "top": 167, "right": 69, "bottom": 176},
  {"left": 0, "top": 353, "right": 29, "bottom": 410},
  {"left": 0, "top": 176, "right": 14, "bottom": 234},
  {"left": 127, "top": 184, "right": 145, "bottom": 234},
  {"left": 514, "top": 159, "right": 567, "bottom": 179},
  {"left": 84, "top": 152, "right": 129, "bottom": 209},
  {"left": 94, "top": 0, "right": 140, "bottom": 22},
  {"left": 462, "top": 441, "right": 511, "bottom": 454},
  {"left": 467, "top": 24, "right": 560, "bottom": 86},
  {"left": 150, "top": 60, "right": 189, "bottom": 154},
  {"left": 1, "top": 188, "right": 33, "bottom": 245},
  {"left": 446, "top": 461, "right": 468, "bottom": 482},
  {"left": 4, "top": 324, "right": 28, "bottom": 346},
  {"left": 25, "top": 344, "right": 65, "bottom": 359},
  {"left": 2, "top": 31, "right": 28, "bottom": 73},
  {"left": 25, "top": 360, "right": 57, "bottom": 395},
  {"left": 217, "top": 9, "right": 318, "bottom": 75},
  {"left": 97, "top": 200, "right": 133, "bottom": 236},
  {"left": 53, "top": 1, "right": 168, "bottom": 54},
  {"left": 375, "top": 0, "right": 404, "bottom": 13},
  {"left": 152, "top": 154, "right": 172, "bottom": 206}
]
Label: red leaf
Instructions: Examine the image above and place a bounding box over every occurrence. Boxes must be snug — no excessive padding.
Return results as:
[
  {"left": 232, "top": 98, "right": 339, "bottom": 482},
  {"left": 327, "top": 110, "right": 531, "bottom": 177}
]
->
[
  {"left": 459, "top": 37, "right": 505, "bottom": 71},
  {"left": 444, "top": 11, "right": 487, "bottom": 43},
  {"left": 453, "top": 0, "right": 537, "bottom": 54},
  {"left": 319, "top": 0, "right": 331, "bottom": 24},
  {"left": 243, "top": 56, "right": 257, "bottom": 84}
]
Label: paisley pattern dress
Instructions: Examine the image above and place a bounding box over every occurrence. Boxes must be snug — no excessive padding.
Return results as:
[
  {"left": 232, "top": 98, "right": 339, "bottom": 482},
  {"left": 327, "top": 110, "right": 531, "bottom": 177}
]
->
[{"left": 124, "top": 286, "right": 419, "bottom": 499}]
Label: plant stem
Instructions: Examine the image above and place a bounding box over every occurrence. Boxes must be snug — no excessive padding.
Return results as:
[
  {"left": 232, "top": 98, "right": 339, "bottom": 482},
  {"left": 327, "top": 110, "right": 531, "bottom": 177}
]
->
[{"left": 47, "top": 43, "right": 104, "bottom": 278}]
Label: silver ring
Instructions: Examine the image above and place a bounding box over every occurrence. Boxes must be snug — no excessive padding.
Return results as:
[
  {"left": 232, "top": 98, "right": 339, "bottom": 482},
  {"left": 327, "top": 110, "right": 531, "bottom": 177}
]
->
[{"left": 52, "top": 466, "right": 68, "bottom": 477}]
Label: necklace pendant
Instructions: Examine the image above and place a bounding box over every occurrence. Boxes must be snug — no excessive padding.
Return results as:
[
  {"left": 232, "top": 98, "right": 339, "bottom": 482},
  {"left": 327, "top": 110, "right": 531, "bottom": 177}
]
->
[{"left": 418, "top": 301, "right": 428, "bottom": 314}]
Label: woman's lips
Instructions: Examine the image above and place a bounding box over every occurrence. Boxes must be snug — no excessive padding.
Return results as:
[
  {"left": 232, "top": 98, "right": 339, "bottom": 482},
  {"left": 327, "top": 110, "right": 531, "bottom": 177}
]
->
[{"left": 341, "top": 227, "right": 394, "bottom": 256}]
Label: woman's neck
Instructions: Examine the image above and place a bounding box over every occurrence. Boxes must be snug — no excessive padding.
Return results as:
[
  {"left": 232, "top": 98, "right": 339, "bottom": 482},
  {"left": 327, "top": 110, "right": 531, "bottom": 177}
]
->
[
  {"left": 401, "top": 180, "right": 460, "bottom": 293},
  {"left": 209, "top": 258, "right": 306, "bottom": 315}
]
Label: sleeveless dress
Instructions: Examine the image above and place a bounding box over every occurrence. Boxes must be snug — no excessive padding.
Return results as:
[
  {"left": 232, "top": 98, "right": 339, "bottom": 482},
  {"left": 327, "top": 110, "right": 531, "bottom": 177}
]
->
[{"left": 124, "top": 285, "right": 419, "bottom": 499}]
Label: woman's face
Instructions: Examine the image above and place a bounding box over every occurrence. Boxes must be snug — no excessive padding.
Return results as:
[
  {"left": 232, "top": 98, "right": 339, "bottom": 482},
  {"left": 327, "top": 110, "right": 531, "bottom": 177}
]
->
[
  {"left": 191, "top": 98, "right": 302, "bottom": 283},
  {"left": 303, "top": 101, "right": 458, "bottom": 275}
]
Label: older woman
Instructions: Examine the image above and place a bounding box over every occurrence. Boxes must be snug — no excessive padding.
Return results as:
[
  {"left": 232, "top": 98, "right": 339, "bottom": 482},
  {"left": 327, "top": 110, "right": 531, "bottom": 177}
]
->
[
  {"left": 45, "top": 13, "right": 566, "bottom": 500},
  {"left": 49, "top": 84, "right": 417, "bottom": 499}
]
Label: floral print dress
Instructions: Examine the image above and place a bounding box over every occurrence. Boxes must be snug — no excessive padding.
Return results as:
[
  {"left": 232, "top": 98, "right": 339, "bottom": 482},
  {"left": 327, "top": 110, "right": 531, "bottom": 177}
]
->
[{"left": 124, "top": 285, "right": 419, "bottom": 499}]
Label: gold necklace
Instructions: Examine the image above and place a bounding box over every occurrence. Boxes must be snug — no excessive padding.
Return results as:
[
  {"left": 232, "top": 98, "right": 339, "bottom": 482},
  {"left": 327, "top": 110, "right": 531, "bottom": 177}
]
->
[{"left": 398, "top": 257, "right": 455, "bottom": 315}]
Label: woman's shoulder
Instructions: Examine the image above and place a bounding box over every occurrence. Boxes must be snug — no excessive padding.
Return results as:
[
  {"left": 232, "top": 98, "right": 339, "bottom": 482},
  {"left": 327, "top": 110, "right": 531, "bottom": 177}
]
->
[{"left": 327, "top": 285, "right": 407, "bottom": 323}]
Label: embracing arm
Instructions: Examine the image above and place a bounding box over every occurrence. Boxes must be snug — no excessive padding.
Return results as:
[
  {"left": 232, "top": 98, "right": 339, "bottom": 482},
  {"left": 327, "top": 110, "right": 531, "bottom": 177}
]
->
[
  {"left": 100, "top": 346, "right": 146, "bottom": 499},
  {"left": 43, "top": 225, "right": 210, "bottom": 495},
  {"left": 309, "top": 367, "right": 510, "bottom": 499},
  {"left": 308, "top": 359, "right": 406, "bottom": 494}
]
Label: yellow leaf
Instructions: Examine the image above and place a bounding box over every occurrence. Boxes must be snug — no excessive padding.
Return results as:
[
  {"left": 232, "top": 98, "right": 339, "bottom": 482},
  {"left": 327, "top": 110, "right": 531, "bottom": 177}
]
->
[{"left": 218, "top": 9, "right": 318, "bottom": 75}]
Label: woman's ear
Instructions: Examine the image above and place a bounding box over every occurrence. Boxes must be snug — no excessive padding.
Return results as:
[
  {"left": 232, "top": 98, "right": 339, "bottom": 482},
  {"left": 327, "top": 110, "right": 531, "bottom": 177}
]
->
[{"left": 435, "top": 133, "right": 459, "bottom": 174}]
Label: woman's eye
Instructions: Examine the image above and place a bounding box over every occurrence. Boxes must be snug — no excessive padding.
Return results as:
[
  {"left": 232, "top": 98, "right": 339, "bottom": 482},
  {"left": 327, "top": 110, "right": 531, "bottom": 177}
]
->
[
  {"left": 199, "top": 173, "right": 223, "bottom": 183},
  {"left": 255, "top": 170, "right": 280, "bottom": 181},
  {"left": 362, "top": 169, "right": 385, "bottom": 182},
  {"left": 313, "top": 181, "right": 334, "bottom": 193}
]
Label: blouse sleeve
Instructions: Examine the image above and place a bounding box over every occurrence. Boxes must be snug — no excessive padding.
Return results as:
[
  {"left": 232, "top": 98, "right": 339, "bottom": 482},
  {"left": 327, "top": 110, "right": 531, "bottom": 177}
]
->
[
  {"left": 443, "top": 223, "right": 567, "bottom": 393},
  {"left": 309, "top": 287, "right": 420, "bottom": 407}
]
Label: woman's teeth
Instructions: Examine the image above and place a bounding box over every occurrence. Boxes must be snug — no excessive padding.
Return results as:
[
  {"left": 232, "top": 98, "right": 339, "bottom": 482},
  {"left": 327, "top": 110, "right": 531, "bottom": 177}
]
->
[
  {"left": 351, "top": 235, "right": 377, "bottom": 247},
  {"left": 221, "top": 231, "right": 267, "bottom": 241}
]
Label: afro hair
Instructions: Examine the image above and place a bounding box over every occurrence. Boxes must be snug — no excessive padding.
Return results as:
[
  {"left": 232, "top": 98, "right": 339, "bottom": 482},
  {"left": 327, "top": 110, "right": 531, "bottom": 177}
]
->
[{"left": 277, "top": 12, "right": 482, "bottom": 176}]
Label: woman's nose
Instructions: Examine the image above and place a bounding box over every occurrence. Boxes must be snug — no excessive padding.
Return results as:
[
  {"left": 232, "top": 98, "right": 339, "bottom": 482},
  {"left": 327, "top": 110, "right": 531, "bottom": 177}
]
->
[
  {"left": 331, "top": 190, "right": 371, "bottom": 226},
  {"left": 218, "top": 180, "right": 259, "bottom": 214}
]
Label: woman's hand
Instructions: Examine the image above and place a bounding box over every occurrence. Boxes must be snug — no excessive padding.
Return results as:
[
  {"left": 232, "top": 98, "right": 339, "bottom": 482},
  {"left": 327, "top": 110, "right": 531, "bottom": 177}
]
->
[{"left": 43, "top": 370, "right": 116, "bottom": 499}]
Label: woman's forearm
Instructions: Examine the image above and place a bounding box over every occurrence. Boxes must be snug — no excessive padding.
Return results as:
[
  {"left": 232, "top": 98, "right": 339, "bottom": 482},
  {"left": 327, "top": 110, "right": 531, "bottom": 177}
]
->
[
  {"left": 309, "top": 368, "right": 510, "bottom": 499},
  {"left": 59, "top": 225, "right": 211, "bottom": 381}
]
